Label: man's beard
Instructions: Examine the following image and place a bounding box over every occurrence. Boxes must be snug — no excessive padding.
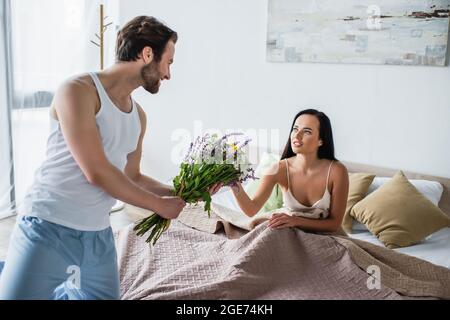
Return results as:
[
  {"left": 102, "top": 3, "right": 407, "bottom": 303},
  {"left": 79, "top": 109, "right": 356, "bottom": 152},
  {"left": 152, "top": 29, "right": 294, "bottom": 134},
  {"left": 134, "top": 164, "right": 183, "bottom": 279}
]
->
[{"left": 141, "top": 61, "right": 161, "bottom": 94}]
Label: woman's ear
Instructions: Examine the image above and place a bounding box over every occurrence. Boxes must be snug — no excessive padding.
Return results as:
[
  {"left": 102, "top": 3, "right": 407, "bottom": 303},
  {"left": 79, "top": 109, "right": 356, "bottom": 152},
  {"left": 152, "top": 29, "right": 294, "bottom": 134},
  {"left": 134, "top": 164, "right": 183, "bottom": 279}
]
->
[{"left": 318, "top": 140, "right": 323, "bottom": 146}]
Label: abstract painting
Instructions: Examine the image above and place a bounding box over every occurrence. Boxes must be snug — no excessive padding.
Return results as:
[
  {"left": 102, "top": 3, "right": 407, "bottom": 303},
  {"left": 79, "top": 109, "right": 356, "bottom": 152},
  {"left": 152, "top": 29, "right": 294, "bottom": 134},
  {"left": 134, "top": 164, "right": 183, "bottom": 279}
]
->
[{"left": 267, "top": 0, "right": 450, "bottom": 66}]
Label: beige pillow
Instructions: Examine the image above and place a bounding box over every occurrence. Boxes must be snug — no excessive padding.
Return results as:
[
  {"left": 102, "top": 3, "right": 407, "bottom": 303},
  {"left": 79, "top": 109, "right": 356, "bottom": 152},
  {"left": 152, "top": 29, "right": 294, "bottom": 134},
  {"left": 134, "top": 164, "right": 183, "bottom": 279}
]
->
[
  {"left": 351, "top": 171, "right": 450, "bottom": 249},
  {"left": 341, "top": 173, "right": 376, "bottom": 234}
]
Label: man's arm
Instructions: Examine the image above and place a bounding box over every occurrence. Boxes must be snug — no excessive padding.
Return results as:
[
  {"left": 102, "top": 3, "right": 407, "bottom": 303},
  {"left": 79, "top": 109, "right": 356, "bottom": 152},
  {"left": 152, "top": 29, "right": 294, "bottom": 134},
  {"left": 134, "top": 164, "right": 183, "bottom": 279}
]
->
[
  {"left": 54, "top": 79, "right": 184, "bottom": 219},
  {"left": 133, "top": 174, "right": 174, "bottom": 197},
  {"left": 124, "top": 103, "right": 174, "bottom": 197}
]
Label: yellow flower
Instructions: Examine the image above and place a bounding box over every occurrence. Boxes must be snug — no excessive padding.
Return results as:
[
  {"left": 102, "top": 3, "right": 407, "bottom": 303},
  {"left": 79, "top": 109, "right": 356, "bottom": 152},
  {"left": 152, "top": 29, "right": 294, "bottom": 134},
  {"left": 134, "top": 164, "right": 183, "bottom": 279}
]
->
[{"left": 230, "top": 143, "right": 239, "bottom": 152}]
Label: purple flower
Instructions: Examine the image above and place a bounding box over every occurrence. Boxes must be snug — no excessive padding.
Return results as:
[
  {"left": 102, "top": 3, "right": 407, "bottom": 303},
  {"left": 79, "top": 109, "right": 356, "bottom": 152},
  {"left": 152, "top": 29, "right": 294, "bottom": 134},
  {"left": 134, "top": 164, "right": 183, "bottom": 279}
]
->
[{"left": 239, "top": 139, "right": 251, "bottom": 149}]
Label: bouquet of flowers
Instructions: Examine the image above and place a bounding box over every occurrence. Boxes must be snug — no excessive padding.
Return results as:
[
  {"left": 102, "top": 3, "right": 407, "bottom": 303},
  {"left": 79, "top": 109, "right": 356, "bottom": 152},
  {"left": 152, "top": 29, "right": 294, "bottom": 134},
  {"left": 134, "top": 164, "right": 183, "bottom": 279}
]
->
[{"left": 134, "top": 133, "right": 257, "bottom": 245}]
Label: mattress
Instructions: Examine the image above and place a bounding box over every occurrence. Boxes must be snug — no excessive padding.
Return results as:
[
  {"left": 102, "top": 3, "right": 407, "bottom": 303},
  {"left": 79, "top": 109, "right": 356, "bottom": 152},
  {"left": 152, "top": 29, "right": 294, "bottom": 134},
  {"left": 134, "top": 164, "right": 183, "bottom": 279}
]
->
[{"left": 212, "top": 191, "right": 450, "bottom": 269}]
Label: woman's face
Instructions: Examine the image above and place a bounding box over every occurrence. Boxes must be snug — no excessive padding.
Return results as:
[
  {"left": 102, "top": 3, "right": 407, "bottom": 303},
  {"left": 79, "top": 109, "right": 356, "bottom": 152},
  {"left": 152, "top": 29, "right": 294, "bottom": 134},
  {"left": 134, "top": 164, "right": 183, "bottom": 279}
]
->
[{"left": 290, "top": 114, "right": 322, "bottom": 155}]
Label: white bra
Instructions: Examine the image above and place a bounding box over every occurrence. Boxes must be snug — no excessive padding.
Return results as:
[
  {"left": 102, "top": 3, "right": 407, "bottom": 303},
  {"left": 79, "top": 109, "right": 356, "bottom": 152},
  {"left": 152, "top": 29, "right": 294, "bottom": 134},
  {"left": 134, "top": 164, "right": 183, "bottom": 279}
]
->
[{"left": 282, "top": 159, "right": 333, "bottom": 219}]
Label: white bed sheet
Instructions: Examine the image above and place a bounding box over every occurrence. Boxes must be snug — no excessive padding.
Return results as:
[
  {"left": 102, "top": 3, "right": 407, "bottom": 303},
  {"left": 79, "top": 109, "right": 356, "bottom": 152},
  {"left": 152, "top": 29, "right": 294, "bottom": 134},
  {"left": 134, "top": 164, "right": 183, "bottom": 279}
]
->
[
  {"left": 347, "top": 228, "right": 450, "bottom": 269},
  {"left": 212, "top": 191, "right": 450, "bottom": 269}
]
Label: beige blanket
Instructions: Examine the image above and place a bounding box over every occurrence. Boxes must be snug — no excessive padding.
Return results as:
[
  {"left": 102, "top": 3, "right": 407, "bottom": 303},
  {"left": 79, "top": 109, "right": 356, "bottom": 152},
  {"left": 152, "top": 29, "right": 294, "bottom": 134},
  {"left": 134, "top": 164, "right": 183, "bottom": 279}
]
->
[{"left": 116, "top": 205, "right": 450, "bottom": 300}]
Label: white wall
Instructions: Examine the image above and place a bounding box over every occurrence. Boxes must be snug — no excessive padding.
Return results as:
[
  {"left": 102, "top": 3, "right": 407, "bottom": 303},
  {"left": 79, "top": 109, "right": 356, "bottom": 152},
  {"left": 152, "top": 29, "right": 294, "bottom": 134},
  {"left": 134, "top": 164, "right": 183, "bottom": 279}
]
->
[{"left": 119, "top": 0, "right": 450, "bottom": 181}]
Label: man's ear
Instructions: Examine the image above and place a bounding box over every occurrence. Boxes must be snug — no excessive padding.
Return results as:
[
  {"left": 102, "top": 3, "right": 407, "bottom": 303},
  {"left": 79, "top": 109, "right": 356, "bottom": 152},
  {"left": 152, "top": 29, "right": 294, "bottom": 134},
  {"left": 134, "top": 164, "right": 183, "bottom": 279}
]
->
[{"left": 141, "top": 46, "right": 154, "bottom": 63}]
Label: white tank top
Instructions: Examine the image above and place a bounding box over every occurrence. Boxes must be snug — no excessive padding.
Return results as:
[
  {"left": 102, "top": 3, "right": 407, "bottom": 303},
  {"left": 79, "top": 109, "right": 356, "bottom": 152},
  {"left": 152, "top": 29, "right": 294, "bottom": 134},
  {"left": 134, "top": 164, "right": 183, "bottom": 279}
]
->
[
  {"left": 19, "top": 73, "right": 141, "bottom": 231},
  {"left": 282, "top": 159, "right": 333, "bottom": 220}
]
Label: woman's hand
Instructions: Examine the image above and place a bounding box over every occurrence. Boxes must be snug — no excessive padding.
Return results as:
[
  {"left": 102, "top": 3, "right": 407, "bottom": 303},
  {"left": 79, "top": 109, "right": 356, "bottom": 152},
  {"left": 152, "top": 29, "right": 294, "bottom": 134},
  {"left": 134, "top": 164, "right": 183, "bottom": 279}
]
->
[
  {"left": 229, "top": 182, "right": 242, "bottom": 194},
  {"left": 208, "top": 183, "right": 224, "bottom": 196},
  {"left": 268, "top": 213, "right": 298, "bottom": 229}
]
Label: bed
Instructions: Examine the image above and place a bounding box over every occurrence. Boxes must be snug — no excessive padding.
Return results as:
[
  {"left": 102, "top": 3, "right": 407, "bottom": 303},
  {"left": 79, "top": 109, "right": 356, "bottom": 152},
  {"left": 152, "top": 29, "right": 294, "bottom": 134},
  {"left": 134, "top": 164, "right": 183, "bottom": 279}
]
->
[
  {"left": 343, "top": 161, "right": 450, "bottom": 270},
  {"left": 116, "top": 160, "right": 450, "bottom": 300},
  {"left": 208, "top": 160, "right": 450, "bottom": 269}
]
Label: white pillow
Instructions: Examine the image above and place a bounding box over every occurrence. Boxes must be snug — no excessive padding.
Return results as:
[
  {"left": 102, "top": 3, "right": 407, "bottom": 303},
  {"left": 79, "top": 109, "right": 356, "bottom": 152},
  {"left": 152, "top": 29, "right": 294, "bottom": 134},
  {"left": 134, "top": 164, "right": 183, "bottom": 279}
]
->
[
  {"left": 366, "top": 177, "right": 444, "bottom": 206},
  {"left": 353, "top": 177, "right": 444, "bottom": 232},
  {"left": 352, "top": 221, "right": 370, "bottom": 231},
  {"left": 252, "top": 152, "right": 280, "bottom": 177}
]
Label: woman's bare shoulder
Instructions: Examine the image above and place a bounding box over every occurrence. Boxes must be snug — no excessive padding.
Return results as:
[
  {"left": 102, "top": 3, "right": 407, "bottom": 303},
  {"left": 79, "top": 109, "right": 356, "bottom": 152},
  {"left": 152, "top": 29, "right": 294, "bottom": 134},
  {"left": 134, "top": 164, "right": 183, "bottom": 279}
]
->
[{"left": 330, "top": 161, "right": 349, "bottom": 181}]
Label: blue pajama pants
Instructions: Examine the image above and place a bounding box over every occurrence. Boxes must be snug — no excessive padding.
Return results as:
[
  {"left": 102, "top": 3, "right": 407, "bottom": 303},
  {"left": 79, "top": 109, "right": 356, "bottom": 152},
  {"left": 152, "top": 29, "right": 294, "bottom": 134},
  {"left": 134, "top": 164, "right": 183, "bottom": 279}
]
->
[{"left": 0, "top": 216, "right": 120, "bottom": 300}]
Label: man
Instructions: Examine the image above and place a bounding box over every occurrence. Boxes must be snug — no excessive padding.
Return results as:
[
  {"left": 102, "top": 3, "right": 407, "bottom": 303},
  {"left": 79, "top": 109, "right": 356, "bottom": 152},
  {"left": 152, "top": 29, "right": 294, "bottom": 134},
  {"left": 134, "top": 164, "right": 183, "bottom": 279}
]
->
[{"left": 0, "top": 16, "right": 186, "bottom": 300}]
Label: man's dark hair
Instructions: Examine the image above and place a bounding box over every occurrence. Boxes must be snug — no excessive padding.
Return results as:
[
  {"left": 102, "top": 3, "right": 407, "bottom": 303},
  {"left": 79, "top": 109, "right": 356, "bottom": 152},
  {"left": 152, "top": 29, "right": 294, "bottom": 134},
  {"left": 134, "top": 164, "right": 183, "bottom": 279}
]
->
[{"left": 116, "top": 16, "right": 178, "bottom": 62}]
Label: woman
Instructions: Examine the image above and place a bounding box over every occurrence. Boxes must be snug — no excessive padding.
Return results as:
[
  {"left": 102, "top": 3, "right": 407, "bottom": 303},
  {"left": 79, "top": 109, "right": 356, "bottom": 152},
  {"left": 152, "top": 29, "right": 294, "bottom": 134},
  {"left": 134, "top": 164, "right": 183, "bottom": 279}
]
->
[{"left": 231, "top": 109, "right": 349, "bottom": 234}]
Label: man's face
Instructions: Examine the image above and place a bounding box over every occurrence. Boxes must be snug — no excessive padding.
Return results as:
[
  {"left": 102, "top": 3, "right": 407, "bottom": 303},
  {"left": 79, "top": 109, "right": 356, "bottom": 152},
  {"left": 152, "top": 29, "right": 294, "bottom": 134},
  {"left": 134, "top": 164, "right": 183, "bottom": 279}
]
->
[{"left": 141, "top": 40, "right": 175, "bottom": 94}]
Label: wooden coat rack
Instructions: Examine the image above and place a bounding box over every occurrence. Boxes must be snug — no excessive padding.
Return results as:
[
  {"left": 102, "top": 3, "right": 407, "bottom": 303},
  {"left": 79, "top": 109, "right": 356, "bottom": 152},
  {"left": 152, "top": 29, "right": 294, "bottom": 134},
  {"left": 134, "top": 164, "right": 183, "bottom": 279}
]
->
[{"left": 90, "top": 4, "right": 113, "bottom": 70}]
